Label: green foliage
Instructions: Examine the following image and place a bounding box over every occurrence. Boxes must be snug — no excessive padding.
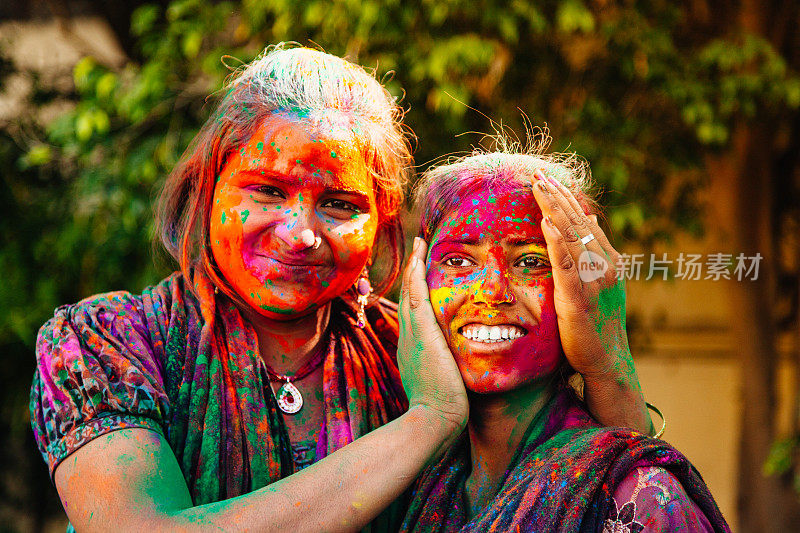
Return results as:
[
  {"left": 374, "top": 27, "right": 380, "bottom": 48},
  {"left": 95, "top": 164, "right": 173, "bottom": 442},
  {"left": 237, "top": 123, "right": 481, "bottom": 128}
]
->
[
  {"left": 2, "top": 0, "right": 797, "bottom": 372},
  {"left": 556, "top": 0, "right": 595, "bottom": 33},
  {"left": 672, "top": 34, "right": 800, "bottom": 145},
  {"left": 766, "top": 436, "right": 800, "bottom": 496},
  {"left": 2, "top": 0, "right": 798, "bottom": 393}
]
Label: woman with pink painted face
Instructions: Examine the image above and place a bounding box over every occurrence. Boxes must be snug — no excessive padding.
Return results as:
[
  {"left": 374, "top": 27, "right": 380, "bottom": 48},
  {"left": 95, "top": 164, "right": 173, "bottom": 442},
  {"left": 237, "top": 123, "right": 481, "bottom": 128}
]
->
[
  {"left": 400, "top": 151, "right": 729, "bottom": 532},
  {"left": 31, "top": 45, "right": 656, "bottom": 531}
]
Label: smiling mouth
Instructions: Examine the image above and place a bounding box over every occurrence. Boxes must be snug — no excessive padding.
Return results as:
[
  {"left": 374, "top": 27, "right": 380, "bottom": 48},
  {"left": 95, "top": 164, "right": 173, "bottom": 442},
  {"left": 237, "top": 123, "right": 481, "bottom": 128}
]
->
[
  {"left": 256, "top": 255, "right": 323, "bottom": 268},
  {"left": 459, "top": 323, "right": 528, "bottom": 343}
]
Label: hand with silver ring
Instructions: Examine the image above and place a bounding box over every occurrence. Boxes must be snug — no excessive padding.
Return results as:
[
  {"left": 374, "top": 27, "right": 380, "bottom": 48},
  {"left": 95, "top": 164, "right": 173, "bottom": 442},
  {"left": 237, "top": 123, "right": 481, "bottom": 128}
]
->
[{"left": 530, "top": 168, "right": 653, "bottom": 434}]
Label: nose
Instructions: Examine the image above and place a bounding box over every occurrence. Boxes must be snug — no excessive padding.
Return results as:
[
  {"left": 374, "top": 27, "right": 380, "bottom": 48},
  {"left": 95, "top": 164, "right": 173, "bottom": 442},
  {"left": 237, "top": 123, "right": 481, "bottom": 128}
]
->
[
  {"left": 274, "top": 201, "right": 318, "bottom": 252},
  {"left": 473, "top": 256, "right": 515, "bottom": 306}
]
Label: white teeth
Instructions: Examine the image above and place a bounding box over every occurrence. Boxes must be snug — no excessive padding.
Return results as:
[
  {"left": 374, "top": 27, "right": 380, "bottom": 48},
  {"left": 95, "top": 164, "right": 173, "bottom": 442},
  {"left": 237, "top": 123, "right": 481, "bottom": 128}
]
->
[{"left": 460, "top": 324, "right": 526, "bottom": 343}]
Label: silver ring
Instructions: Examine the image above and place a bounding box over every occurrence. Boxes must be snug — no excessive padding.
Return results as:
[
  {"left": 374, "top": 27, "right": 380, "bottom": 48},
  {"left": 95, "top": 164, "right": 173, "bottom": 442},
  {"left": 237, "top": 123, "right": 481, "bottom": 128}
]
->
[{"left": 580, "top": 233, "right": 596, "bottom": 245}]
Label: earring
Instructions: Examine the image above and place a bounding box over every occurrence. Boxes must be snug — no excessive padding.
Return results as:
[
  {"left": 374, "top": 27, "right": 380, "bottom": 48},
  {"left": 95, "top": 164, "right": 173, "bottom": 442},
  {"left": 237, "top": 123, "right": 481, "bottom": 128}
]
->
[{"left": 355, "top": 267, "right": 372, "bottom": 328}]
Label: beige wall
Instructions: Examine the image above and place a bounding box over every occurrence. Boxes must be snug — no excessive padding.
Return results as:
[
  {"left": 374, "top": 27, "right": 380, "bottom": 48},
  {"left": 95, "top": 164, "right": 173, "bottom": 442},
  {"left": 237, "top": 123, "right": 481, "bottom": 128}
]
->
[
  {"left": 633, "top": 341, "right": 797, "bottom": 532},
  {"left": 624, "top": 216, "right": 798, "bottom": 532},
  {"left": 636, "top": 351, "right": 740, "bottom": 528},
  {"left": 616, "top": 131, "right": 796, "bottom": 531}
]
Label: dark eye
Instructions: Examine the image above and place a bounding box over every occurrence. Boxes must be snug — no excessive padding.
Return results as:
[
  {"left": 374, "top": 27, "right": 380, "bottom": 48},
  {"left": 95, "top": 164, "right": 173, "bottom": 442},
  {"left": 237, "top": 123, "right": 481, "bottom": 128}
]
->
[
  {"left": 321, "top": 199, "right": 362, "bottom": 213},
  {"left": 254, "top": 185, "right": 285, "bottom": 199},
  {"left": 443, "top": 256, "right": 475, "bottom": 267},
  {"left": 516, "top": 255, "right": 547, "bottom": 269}
]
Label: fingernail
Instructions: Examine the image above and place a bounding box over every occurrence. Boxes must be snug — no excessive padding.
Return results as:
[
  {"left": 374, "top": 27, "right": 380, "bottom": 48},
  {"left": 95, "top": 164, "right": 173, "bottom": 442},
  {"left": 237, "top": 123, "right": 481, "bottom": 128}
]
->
[
  {"left": 547, "top": 175, "right": 561, "bottom": 189},
  {"left": 412, "top": 237, "right": 421, "bottom": 253},
  {"left": 534, "top": 169, "right": 545, "bottom": 180},
  {"left": 537, "top": 181, "right": 548, "bottom": 193}
]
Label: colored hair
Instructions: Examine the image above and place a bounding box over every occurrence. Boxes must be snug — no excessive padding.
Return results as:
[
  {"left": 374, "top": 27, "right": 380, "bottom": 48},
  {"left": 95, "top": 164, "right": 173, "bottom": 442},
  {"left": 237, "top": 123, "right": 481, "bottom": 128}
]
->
[
  {"left": 414, "top": 144, "right": 597, "bottom": 242},
  {"left": 156, "top": 44, "right": 412, "bottom": 300}
]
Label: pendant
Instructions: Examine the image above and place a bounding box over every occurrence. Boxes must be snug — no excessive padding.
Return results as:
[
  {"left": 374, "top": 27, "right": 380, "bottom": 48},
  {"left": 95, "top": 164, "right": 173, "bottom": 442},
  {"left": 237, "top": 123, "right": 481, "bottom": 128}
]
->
[{"left": 276, "top": 381, "right": 303, "bottom": 414}]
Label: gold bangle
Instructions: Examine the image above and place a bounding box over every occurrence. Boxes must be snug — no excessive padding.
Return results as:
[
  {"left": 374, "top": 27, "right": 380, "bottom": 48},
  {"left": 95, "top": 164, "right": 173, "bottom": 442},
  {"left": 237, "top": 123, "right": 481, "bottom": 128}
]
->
[{"left": 646, "top": 402, "right": 666, "bottom": 439}]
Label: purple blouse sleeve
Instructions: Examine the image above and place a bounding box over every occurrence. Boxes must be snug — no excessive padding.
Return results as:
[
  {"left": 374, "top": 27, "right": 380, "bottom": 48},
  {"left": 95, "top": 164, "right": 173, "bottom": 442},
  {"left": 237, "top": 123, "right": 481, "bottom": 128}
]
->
[
  {"left": 604, "top": 466, "right": 715, "bottom": 532},
  {"left": 30, "top": 290, "right": 170, "bottom": 479}
]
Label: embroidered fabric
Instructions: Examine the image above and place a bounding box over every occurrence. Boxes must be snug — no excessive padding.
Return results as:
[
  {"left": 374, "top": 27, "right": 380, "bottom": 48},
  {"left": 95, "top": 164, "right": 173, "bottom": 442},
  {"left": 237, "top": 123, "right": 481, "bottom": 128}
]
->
[
  {"left": 603, "top": 466, "right": 715, "bottom": 533},
  {"left": 400, "top": 387, "right": 730, "bottom": 532}
]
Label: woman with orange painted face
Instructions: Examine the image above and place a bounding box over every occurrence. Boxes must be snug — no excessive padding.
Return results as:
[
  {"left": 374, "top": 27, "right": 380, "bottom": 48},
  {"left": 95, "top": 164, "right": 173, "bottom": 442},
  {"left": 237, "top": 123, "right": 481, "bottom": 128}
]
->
[
  {"left": 31, "top": 46, "right": 655, "bottom": 531},
  {"left": 400, "top": 150, "right": 729, "bottom": 532}
]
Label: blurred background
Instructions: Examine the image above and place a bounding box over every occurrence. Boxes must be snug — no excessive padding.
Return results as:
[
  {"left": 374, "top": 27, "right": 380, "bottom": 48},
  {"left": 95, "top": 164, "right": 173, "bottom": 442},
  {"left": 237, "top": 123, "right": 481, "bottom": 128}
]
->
[{"left": 1, "top": 0, "right": 799, "bottom": 531}]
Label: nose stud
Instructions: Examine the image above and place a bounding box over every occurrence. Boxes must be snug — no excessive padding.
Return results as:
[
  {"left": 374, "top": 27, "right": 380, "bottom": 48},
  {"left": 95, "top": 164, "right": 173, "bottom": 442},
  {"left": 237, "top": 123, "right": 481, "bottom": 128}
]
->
[
  {"left": 300, "top": 229, "right": 315, "bottom": 247},
  {"left": 300, "top": 229, "right": 322, "bottom": 250}
]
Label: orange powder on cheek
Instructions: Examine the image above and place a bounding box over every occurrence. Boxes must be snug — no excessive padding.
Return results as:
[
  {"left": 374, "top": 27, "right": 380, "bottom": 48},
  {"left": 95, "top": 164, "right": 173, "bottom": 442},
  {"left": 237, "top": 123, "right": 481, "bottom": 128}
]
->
[{"left": 210, "top": 182, "right": 256, "bottom": 291}]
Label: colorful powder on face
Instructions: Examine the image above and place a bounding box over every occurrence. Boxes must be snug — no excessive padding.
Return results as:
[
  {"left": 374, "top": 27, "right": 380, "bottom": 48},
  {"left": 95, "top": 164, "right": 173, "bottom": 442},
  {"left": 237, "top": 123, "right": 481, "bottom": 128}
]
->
[
  {"left": 424, "top": 189, "right": 561, "bottom": 394},
  {"left": 207, "top": 115, "right": 379, "bottom": 321}
]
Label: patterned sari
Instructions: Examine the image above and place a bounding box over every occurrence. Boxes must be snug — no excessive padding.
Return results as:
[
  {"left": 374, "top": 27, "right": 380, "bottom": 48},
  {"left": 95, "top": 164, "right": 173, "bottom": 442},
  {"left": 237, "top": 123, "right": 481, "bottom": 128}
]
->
[
  {"left": 31, "top": 271, "right": 408, "bottom": 530},
  {"left": 400, "top": 386, "right": 730, "bottom": 533}
]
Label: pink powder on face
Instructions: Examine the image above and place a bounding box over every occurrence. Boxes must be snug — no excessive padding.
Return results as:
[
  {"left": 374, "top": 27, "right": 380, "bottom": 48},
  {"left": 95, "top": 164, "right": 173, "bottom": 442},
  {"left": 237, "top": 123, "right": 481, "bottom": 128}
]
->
[{"left": 426, "top": 190, "right": 562, "bottom": 394}]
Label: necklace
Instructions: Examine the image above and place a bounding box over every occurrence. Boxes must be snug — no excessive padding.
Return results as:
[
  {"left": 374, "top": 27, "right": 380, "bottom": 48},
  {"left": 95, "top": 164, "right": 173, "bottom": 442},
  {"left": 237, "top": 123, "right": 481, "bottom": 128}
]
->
[{"left": 265, "top": 348, "right": 325, "bottom": 415}]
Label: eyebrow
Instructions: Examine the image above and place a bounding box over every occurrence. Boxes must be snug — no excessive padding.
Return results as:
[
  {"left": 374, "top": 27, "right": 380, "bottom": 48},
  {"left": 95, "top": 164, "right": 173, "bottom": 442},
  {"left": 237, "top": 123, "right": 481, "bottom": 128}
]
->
[
  {"left": 238, "top": 169, "right": 297, "bottom": 184},
  {"left": 506, "top": 236, "right": 546, "bottom": 246},
  {"left": 430, "top": 235, "right": 545, "bottom": 253},
  {"left": 431, "top": 237, "right": 481, "bottom": 248},
  {"left": 239, "top": 170, "right": 372, "bottom": 203},
  {"left": 326, "top": 187, "right": 371, "bottom": 199}
]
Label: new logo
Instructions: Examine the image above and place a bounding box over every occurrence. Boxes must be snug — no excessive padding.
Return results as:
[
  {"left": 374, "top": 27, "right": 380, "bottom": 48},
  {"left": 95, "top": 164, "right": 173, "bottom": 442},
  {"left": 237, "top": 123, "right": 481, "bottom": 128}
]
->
[{"left": 577, "top": 250, "right": 608, "bottom": 282}]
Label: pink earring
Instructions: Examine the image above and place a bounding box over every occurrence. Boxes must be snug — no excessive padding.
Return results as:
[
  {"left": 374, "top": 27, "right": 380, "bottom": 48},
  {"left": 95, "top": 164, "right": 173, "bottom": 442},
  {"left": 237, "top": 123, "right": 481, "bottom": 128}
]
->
[{"left": 356, "top": 267, "right": 372, "bottom": 328}]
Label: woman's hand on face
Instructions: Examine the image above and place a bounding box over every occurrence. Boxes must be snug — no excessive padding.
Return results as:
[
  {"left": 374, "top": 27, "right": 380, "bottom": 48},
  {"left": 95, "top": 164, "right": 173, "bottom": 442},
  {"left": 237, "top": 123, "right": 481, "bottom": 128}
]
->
[
  {"left": 397, "top": 237, "right": 469, "bottom": 439},
  {"left": 530, "top": 170, "right": 638, "bottom": 389},
  {"left": 531, "top": 170, "right": 654, "bottom": 435}
]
